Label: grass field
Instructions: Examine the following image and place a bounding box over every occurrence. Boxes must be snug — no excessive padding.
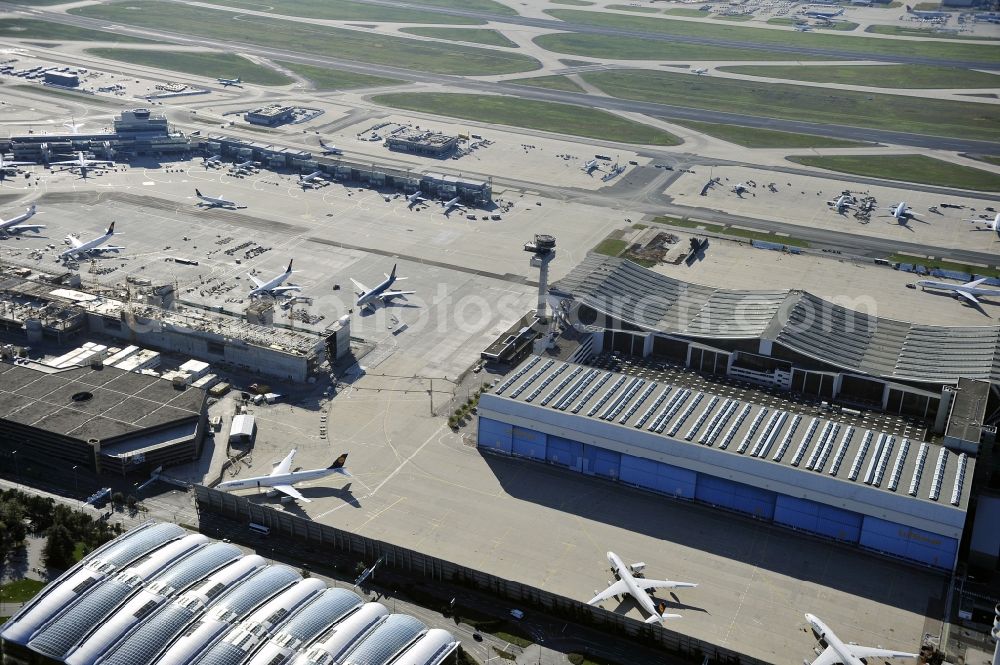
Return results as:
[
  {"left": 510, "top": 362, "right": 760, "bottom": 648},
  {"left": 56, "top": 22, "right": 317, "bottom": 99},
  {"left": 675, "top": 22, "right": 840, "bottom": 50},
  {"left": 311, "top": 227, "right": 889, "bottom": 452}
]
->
[
  {"left": 594, "top": 238, "right": 629, "bottom": 257},
  {"left": 578, "top": 69, "right": 1000, "bottom": 141},
  {"left": 372, "top": 92, "right": 681, "bottom": 145},
  {"left": 971, "top": 155, "right": 1000, "bottom": 166},
  {"left": 0, "top": 18, "right": 156, "bottom": 43},
  {"left": 86, "top": 48, "right": 294, "bottom": 85},
  {"left": 551, "top": 0, "right": 594, "bottom": 5},
  {"left": 545, "top": 8, "right": 1000, "bottom": 63},
  {"left": 665, "top": 8, "right": 709, "bottom": 16},
  {"left": 607, "top": 3, "right": 659, "bottom": 12},
  {"left": 198, "top": 0, "right": 484, "bottom": 24},
  {"left": 671, "top": 119, "right": 869, "bottom": 148},
  {"left": 400, "top": 27, "right": 517, "bottom": 48},
  {"left": 653, "top": 216, "right": 810, "bottom": 247},
  {"left": 888, "top": 254, "right": 1000, "bottom": 277},
  {"left": 534, "top": 32, "right": 821, "bottom": 61},
  {"left": 277, "top": 61, "right": 400, "bottom": 90},
  {"left": 787, "top": 154, "right": 1000, "bottom": 192},
  {"left": 71, "top": 1, "right": 540, "bottom": 75},
  {"left": 865, "top": 24, "right": 1000, "bottom": 39},
  {"left": 718, "top": 64, "right": 1000, "bottom": 88},
  {"left": 507, "top": 74, "right": 586, "bottom": 92},
  {"left": 9, "top": 84, "right": 123, "bottom": 106},
  {"left": 411, "top": 0, "right": 518, "bottom": 14},
  {"left": 0, "top": 579, "right": 46, "bottom": 603},
  {"left": 713, "top": 14, "right": 754, "bottom": 21}
]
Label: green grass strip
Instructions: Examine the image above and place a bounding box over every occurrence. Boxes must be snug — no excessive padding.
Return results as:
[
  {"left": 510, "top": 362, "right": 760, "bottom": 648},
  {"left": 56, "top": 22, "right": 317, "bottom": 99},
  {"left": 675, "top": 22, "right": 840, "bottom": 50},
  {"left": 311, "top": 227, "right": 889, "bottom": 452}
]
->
[
  {"left": 278, "top": 61, "right": 400, "bottom": 89},
  {"left": 0, "top": 18, "right": 156, "bottom": 42},
  {"left": 71, "top": 1, "right": 540, "bottom": 76},
  {"left": 507, "top": 74, "right": 586, "bottom": 92},
  {"left": 86, "top": 48, "right": 293, "bottom": 85},
  {"left": 198, "top": 0, "right": 484, "bottom": 24},
  {"left": 718, "top": 64, "right": 1000, "bottom": 89},
  {"left": 671, "top": 119, "right": 869, "bottom": 148},
  {"left": 399, "top": 27, "right": 517, "bottom": 48},
  {"left": 372, "top": 92, "right": 681, "bottom": 145},
  {"left": 788, "top": 154, "right": 1000, "bottom": 192}
]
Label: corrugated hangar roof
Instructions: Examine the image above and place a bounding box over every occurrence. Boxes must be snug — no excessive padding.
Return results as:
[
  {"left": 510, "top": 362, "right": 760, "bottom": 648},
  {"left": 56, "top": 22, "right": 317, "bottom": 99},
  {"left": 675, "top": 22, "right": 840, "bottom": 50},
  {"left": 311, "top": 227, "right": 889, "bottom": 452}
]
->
[
  {"left": 552, "top": 256, "right": 1000, "bottom": 384},
  {"left": 0, "top": 526, "right": 458, "bottom": 665},
  {"left": 488, "top": 355, "right": 974, "bottom": 518},
  {"left": 0, "top": 362, "right": 204, "bottom": 444}
]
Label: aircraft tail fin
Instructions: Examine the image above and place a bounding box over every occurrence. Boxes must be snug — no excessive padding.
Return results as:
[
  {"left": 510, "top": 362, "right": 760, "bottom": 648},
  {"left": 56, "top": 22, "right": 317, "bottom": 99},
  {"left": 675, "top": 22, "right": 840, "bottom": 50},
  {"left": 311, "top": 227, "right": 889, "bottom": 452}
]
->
[
  {"left": 106, "top": 221, "right": 115, "bottom": 235},
  {"left": 329, "top": 453, "right": 351, "bottom": 475},
  {"left": 27, "top": 204, "right": 36, "bottom": 215},
  {"left": 286, "top": 259, "right": 294, "bottom": 273},
  {"left": 196, "top": 188, "right": 203, "bottom": 197},
  {"left": 389, "top": 263, "right": 397, "bottom": 281}
]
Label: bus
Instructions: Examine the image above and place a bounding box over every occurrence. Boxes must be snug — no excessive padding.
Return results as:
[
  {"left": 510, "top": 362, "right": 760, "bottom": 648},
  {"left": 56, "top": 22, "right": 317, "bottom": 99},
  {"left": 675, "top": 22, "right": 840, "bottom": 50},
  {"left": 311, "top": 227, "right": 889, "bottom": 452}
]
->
[{"left": 248, "top": 522, "right": 270, "bottom": 537}]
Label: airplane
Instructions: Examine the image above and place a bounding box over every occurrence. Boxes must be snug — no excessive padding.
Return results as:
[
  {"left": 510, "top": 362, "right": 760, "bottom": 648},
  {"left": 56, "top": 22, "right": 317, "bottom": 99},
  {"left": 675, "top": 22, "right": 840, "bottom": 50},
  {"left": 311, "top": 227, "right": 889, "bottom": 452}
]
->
[
  {"left": 587, "top": 552, "right": 695, "bottom": 624},
  {"left": 0, "top": 153, "right": 35, "bottom": 173},
  {"left": 248, "top": 259, "right": 301, "bottom": 298},
  {"left": 885, "top": 201, "right": 923, "bottom": 226},
  {"left": 232, "top": 159, "right": 255, "bottom": 171},
  {"left": 406, "top": 191, "right": 426, "bottom": 208},
  {"left": 803, "top": 613, "right": 919, "bottom": 665},
  {"left": 692, "top": 67, "right": 708, "bottom": 75},
  {"left": 353, "top": 555, "right": 384, "bottom": 590},
  {"left": 795, "top": 23, "right": 813, "bottom": 31},
  {"left": 442, "top": 196, "right": 465, "bottom": 215},
  {"left": 50, "top": 151, "right": 114, "bottom": 178},
  {"left": 299, "top": 171, "right": 326, "bottom": 187},
  {"left": 203, "top": 155, "right": 222, "bottom": 168},
  {"left": 195, "top": 189, "right": 239, "bottom": 208},
  {"left": 63, "top": 118, "right": 84, "bottom": 135},
  {"left": 916, "top": 276, "right": 1000, "bottom": 307},
  {"left": 827, "top": 194, "right": 856, "bottom": 214},
  {"left": 0, "top": 205, "right": 44, "bottom": 235},
  {"left": 803, "top": 7, "right": 843, "bottom": 18},
  {"left": 215, "top": 449, "right": 350, "bottom": 503},
  {"left": 217, "top": 76, "right": 242, "bottom": 87},
  {"left": 964, "top": 212, "right": 1000, "bottom": 233},
  {"left": 319, "top": 139, "right": 343, "bottom": 156},
  {"left": 351, "top": 263, "right": 415, "bottom": 312},
  {"left": 906, "top": 4, "right": 948, "bottom": 19},
  {"left": 59, "top": 221, "right": 124, "bottom": 260},
  {"left": 582, "top": 159, "right": 599, "bottom": 174}
]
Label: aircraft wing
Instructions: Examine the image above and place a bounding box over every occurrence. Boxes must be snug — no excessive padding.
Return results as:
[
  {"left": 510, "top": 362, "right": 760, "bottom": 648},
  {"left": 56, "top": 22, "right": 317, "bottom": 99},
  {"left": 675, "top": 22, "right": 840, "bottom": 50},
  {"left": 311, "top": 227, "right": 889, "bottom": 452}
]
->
[
  {"left": 380, "top": 289, "right": 415, "bottom": 300},
  {"left": 8, "top": 225, "right": 45, "bottom": 233},
  {"left": 96, "top": 245, "right": 125, "bottom": 252},
  {"left": 271, "top": 449, "right": 296, "bottom": 476},
  {"left": 350, "top": 278, "right": 369, "bottom": 295},
  {"left": 270, "top": 285, "right": 301, "bottom": 294},
  {"left": 248, "top": 274, "right": 264, "bottom": 288},
  {"left": 68, "top": 235, "right": 84, "bottom": 249},
  {"left": 956, "top": 290, "right": 980, "bottom": 306},
  {"left": 966, "top": 277, "right": 989, "bottom": 288},
  {"left": 639, "top": 579, "right": 698, "bottom": 591},
  {"left": 587, "top": 580, "right": 629, "bottom": 605},
  {"left": 808, "top": 646, "right": 841, "bottom": 665},
  {"left": 848, "top": 646, "right": 918, "bottom": 662},
  {"left": 272, "top": 484, "right": 311, "bottom": 503},
  {"left": 50, "top": 159, "right": 78, "bottom": 166}
]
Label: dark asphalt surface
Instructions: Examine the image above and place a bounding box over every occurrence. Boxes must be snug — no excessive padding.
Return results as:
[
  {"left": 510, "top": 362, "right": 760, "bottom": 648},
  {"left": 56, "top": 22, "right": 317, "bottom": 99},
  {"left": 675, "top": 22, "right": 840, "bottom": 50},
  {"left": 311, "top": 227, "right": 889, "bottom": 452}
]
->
[{"left": 4, "top": 2, "right": 999, "bottom": 153}]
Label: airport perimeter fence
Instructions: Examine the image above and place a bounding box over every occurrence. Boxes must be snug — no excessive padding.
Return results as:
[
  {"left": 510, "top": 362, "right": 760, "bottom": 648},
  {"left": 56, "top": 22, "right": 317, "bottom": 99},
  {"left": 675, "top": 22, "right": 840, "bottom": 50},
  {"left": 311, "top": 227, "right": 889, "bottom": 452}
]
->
[{"left": 194, "top": 485, "right": 770, "bottom": 665}]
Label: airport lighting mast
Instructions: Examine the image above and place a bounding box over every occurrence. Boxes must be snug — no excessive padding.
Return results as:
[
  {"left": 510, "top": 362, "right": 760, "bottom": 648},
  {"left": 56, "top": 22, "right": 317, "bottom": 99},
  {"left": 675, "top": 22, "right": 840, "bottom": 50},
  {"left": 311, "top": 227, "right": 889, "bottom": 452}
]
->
[{"left": 524, "top": 234, "right": 556, "bottom": 323}]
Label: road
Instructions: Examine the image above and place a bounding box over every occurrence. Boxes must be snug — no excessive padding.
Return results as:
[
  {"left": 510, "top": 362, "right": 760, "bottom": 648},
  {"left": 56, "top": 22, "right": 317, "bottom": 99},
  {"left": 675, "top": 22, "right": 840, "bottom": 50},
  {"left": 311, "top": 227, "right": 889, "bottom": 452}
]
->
[{"left": 4, "top": 3, "right": 999, "bottom": 153}]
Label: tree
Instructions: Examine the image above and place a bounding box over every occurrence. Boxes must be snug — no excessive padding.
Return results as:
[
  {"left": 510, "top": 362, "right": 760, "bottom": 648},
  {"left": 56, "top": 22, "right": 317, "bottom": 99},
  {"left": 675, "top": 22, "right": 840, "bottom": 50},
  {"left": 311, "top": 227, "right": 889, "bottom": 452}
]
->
[
  {"left": 111, "top": 492, "right": 125, "bottom": 511},
  {"left": 43, "top": 524, "right": 76, "bottom": 570},
  {"left": 126, "top": 495, "right": 138, "bottom": 513}
]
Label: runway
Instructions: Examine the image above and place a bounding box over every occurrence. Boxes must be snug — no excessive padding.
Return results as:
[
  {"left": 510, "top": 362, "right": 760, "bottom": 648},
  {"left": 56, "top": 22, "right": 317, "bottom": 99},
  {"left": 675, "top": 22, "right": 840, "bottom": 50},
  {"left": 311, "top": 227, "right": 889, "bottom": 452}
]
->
[{"left": 6, "top": 2, "right": 999, "bottom": 154}]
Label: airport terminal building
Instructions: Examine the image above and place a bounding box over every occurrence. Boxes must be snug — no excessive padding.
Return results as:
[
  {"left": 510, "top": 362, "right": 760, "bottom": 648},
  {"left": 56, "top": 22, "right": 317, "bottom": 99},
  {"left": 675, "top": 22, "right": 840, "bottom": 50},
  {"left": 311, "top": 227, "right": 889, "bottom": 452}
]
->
[{"left": 477, "top": 256, "right": 994, "bottom": 571}]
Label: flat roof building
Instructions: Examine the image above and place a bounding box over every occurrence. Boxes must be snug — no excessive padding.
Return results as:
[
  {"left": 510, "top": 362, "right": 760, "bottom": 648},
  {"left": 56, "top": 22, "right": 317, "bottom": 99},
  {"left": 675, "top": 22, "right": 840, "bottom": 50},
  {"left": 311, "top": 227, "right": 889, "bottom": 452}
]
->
[
  {"left": 386, "top": 131, "right": 459, "bottom": 159},
  {"left": 245, "top": 106, "right": 295, "bottom": 127}
]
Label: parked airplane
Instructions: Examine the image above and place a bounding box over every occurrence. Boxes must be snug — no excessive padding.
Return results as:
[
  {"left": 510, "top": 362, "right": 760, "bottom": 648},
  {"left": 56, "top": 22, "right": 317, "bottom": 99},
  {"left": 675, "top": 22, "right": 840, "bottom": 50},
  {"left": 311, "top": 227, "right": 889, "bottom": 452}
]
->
[
  {"left": 917, "top": 276, "right": 1000, "bottom": 307},
  {"left": 0, "top": 205, "right": 43, "bottom": 235},
  {"left": 964, "top": 212, "right": 1000, "bottom": 233},
  {"left": 804, "top": 7, "right": 843, "bottom": 18},
  {"left": 50, "top": 151, "right": 113, "bottom": 178},
  {"left": 216, "top": 449, "right": 350, "bottom": 503},
  {"left": 195, "top": 189, "right": 239, "bottom": 208},
  {"left": 0, "top": 153, "right": 34, "bottom": 173},
  {"left": 794, "top": 24, "right": 813, "bottom": 31},
  {"left": 906, "top": 4, "right": 948, "bottom": 19},
  {"left": 587, "top": 552, "right": 695, "bottom": 624},
  {"left": 692, "top": 67, "right": 708, "bottom": 75},
  {"left": 319, "top": 139, "right": 343, "bottom": 156},
  {"left": 217, "top": 76, "right": 242, "bottom": 87},
  {"left": 351, "top": 263, "right": 415, "bottom": 311},
  {"left": 803, "top": 614, "right": 918, "bottom": 665},
  {"left": 299, "top": 171, "right": 326, "bottom": 187},
  {"left": 203, "top": 155, "right": 222, "bottom": 168},
  {"left": 248, "top": 259, "right": 300, "bottom": 298},
  {"left": 59, "top": 222, "right": 123, "bottom": 260},
  {"left": 406, "top": 191, "right": 426, "bottom": 208},
  {"left": 827, "top": 195, "right": 856, "bottom": 214},
  {"left": 63, "top": 118, "right": 84, "bottom": 135},
  {"left": 885, "top": 201, "right": 922, "bottom": 224},
  {"left": 233, "top": 159, "right": 255, "bottom": 171},
  {"left": 443, "top": 196, "right": 465, "bottom": 215}
]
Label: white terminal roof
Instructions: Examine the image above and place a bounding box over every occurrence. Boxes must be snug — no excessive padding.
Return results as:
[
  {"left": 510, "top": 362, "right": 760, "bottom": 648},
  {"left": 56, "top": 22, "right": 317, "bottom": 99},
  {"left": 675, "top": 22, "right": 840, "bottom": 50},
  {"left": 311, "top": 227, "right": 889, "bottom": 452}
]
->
[
  {"left": 0, "top": 525, "right": 456, "bottom": 665},
  {"left": 483, "top": 355, "right": 973, "bottom": 538}
]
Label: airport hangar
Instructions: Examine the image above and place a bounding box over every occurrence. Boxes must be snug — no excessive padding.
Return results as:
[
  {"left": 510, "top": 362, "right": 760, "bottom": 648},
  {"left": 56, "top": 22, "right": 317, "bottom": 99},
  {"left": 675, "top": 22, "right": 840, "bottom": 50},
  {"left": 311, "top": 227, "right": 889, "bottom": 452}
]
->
[
  {"left": 478, "top": 256, "right": 995, "bottom": 571},
  {"left": 0, "top": 522, "right": 458, "bottom": 665}
]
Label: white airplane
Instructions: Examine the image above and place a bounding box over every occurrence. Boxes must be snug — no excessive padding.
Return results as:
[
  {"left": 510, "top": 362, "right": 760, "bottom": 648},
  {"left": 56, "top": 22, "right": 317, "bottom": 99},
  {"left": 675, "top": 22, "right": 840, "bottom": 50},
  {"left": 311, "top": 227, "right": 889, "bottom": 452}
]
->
[
  {"left": 319, "top": 139, "right": 343, "bottom": 156},
  {"left": 692, "top": 67, "right": 708, "bottom": 75},
  {"left": 587, "top": 552, "right": 695, "bottom": 624},
  {"left": 218, "top": 76, "right": 242, "bottom": 87},
  {"left": 63, "top": 118, "right": 84, "bottom": 135},
  {"left": 59, "top": 221, "right": 124, "bottom": 260},
  {"left": 50, "top": 151, "right": 114, "bottom": 178},
  {"left": 351, "top": 263, "right": 415, "bottom": 312},
  {"left": 195, "top": 189, "right": 239, "bottom": 208},
  {"left": 203, "top": 155, "right": 222, "bottom": 167},
  {"left": 443, "top": 196, "right": 464, "bottom": 215},
  {"left": 964, "top": 212, "right": 1000, "bottom": 233},
  {"left": 233, "top": 159, "right": 255, "bottom": 171},
  {"left": 299, "top": 171, "right": 326, "bottom": 187},
  {"left": 827, "top": 194, "right": 856, "bottom": 214},
  {"left": 916, "top": 276, "right": 1000, "bottom": 307},
  {"left": 406, "top": 191, "right": 426, "bottom": 208},
  {"left": 0, "top": 205, "right": 44, "bottom": 235},
  {"left": 216, "top": 450, "right": 350, "bottom": 503},
  {"left": 803, "top": 613, "right": 919, "bottom": 665},
  {"left": 0, "top": 153, "right": 35, "bottom": 173},
  {"left": 804, "top": 7, "right": 843, "bottom": 18},
  {"left": 582, "top": 159, "right": 599, "bottom": 174},
  {"left": 248, "top": 259, "right": 300, "bottom": 298},
  {"left": 906, "top": 4, "right": 948, "bottom": 19},
  {"left": 795, "top": 24, "right": 813, "bottom": 31}
]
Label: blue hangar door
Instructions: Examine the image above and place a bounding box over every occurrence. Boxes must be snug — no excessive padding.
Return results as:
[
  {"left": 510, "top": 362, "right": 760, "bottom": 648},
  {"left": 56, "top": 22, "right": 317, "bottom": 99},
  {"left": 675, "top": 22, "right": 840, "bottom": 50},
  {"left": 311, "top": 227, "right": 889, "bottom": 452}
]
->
[
  {"left": 547, "top": 436, "right": 583, "bottom": 472},
  {"left": 773, "top": 496, "right": 862, "bottom": 543},
  {"left": 859, "top": 516, "right": 957, "bottom": 569},
  {"left": 478, "top": 418, "right": 513, "bottom": 454},
  {"left": 619, "top": 455, "right": 696, "bottom": 499},
  {"left": 583, "top": 444, "right": 621, "bottom": 479},
  {"left": 511, "top": 427, "right": 546, "bottom": 461},
  {"left": 695, "top": 474, "right": 776, "bottom": 520}
]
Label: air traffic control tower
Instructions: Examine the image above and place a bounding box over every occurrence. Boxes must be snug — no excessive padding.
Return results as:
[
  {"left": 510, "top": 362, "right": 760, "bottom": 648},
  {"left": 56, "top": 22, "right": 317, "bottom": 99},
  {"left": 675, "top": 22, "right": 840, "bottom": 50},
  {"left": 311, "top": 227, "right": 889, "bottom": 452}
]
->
[{"left": 525, "top": 234, "right": 556, "bottom": 323}]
